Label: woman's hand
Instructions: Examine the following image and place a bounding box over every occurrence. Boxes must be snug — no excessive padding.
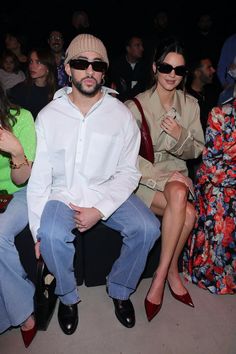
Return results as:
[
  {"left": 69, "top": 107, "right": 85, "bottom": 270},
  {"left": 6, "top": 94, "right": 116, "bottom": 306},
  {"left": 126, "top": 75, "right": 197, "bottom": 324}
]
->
[
  {"left": 0, "top": 126, "right": 32, "bottom": 185},
  {"left": 160, "top": 116, "right": 182, "bottom": 140},
  {"left": 0, "top": 127, "right": 24, "bottom": 157}
]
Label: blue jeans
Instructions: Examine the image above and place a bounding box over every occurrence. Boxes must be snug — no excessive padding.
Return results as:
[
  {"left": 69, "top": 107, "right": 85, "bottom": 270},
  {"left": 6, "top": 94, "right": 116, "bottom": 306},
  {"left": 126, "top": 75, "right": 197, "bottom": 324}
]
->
[
  {"left": 0, "top": 187, "right": 35, "bottom": 333},
  {"left": 38, "top": 194, "right": 160, "bottom": 304}
]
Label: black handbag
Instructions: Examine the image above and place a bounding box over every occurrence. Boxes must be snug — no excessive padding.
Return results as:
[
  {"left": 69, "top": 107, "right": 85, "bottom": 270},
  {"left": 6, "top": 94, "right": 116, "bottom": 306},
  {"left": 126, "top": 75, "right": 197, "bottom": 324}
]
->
[{"left": 34, "top": 257, "right": 58, "bottom": 330}]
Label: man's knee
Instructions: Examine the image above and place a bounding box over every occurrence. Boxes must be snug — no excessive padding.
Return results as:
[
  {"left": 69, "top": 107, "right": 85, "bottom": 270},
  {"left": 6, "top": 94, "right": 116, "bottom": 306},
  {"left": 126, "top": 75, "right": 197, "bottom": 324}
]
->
[
  {"left": 38, "top": 223, "right": 64, "bottom": 245},
  {"left": 134, "top": 213, "right": 161, "bottom": 246},
  {"left": 146, "top": 214, "right": 161, "bottom": 244}
]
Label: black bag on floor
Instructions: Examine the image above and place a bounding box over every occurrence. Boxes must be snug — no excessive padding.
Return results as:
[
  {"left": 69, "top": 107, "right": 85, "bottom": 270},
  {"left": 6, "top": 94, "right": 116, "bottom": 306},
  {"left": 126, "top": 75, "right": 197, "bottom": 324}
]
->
[{"left": 35, "top": 257, "right": 58, "bottom": 330}]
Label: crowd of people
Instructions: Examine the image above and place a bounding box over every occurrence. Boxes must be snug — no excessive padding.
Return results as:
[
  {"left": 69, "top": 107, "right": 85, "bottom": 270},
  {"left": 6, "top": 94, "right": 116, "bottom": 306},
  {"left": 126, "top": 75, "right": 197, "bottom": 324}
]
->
[{"left": 0, "top": 7, "right": 235, "bottom": 349}]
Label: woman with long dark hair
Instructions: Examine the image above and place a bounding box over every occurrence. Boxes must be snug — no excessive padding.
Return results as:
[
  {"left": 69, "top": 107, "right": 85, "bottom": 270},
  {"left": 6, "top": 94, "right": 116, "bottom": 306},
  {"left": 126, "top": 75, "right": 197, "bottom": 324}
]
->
[
  {"left": 8, "top": 47, "right": 57, "bottom": 119},
  {"left": 0, "top": 84, "right": 37, "bottom": 347},
  {"left": 126, "top": 38, "right": 205, "bottom": 321}
]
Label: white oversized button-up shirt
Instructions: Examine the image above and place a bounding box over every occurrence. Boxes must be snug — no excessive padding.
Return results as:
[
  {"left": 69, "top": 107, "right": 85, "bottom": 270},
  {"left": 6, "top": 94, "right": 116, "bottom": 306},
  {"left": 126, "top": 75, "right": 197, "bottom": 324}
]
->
[{"left": 27, "top": 87, "right": 141, "bottom": 241}]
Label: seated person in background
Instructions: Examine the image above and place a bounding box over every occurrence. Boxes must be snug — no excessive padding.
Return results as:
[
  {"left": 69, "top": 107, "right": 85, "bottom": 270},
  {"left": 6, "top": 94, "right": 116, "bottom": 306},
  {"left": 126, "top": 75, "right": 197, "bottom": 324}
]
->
[
  {"left": 47, "top": 29, "right": 69, "bottom": 88},
  {"left": 217, "top": 32, "right": 236, "bottom": 89},
  {"left": 145, "top": 10, "right": 175, "bottom": 63},
  {"left": 65, "top": 10, "right": 94, "bottom": 45},
  {"left": 27, "top": 34, "right": 160, "bottom": 335},
  {"left": 4, "top": 30, "right": 28, "bottom": 73},
  {"left": 151, "top": 10, "right": 173, "bottom": 45},
  {"left": 186, "top": 56, "right": 219, "bottom": 134},
  {"left": 108, "top": 35, "right": 148, "bottom": 102},
  {"left": 126, "top": 38, "right": 205, "bottom": 322},
  {"left": 0, "top": 50, "right": 25, "bottom": 93},
  {"left": 183, "top": 95, "right": 236, "bottom": 295},
  {"left": 218, "top": 55, "right": 236, "bottom": 105},
  {"left": 0, "top": 84, "right": 37, "bottom": 347},
  {"left": 185, "top": 13, "right": 223, "bottom": 69},
  {"left": 8, "top": 47, "right": 57, "bottom": 119},
  {"left": 186, "top": 56, "right": 220, "bottom": 182}
]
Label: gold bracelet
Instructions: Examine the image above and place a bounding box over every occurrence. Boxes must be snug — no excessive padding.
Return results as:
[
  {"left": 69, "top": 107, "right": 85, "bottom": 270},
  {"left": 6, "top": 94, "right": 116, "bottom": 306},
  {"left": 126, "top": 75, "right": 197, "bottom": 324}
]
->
[{"left": 10, "top": 155, "right": 29, "bottom": 169}]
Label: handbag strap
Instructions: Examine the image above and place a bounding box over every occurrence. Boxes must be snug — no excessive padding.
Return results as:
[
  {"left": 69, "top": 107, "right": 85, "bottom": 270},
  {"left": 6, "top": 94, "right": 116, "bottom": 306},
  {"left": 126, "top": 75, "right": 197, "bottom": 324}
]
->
[
  {"left": 131, "top": 97, "right": 149, "bottom": 131},
  {"left": 130, "top": 97, "right": 154, "bottom": 163}
]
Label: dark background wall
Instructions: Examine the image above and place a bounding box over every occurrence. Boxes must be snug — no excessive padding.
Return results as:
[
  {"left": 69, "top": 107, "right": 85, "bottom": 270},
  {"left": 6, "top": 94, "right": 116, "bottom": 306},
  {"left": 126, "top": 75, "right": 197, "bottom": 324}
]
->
[{"left": 0, "top": 0, "right": 235, "bottom": 57}]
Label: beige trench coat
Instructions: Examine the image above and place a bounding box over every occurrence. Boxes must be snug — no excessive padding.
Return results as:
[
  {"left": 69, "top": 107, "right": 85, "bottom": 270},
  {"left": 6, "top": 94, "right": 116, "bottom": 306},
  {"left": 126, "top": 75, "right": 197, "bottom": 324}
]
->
[{"left": 125, "top": 87, "right": 205, "bottom": 206}]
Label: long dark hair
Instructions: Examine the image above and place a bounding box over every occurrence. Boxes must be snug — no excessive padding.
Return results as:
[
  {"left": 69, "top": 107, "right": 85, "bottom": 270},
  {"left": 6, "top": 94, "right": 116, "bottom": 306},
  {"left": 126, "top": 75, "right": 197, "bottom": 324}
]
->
[
  {"left": 0, "top": 84, "right": 19, "bottom": 131},
  {"left": 148, "top": 37, "right": 188, "bottom": 91},
  {"left": 26, "top": 47, "right": 58, "bottom": 102}
]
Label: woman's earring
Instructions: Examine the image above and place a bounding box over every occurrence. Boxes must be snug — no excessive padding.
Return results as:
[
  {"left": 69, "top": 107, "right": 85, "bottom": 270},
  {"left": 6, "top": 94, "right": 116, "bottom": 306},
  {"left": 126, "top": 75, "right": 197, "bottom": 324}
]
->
[{"left": 69, "top": 76, "right": 72, "bottom": 83}]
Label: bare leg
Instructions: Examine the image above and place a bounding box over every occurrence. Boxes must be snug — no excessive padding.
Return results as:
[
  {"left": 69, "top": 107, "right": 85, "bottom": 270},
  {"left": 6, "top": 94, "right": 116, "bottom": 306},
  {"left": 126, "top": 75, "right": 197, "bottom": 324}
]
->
[
  {"left": 21, "top": 315, "right": 35, "bottom": 331},
  {"left": 167, "top": 201, "right": 196, "bottom": 294},
  {"left": 147, "top": 181, "right": 194, "bottom": 304}
]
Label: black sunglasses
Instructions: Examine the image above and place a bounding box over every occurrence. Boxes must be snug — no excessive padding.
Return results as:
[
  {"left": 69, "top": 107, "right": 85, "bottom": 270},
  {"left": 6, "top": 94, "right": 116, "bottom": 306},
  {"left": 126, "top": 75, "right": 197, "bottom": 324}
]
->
[
  {"left": 69, "top": 59, "right": 108, "bottom": 72},
  {"left": 157, "top": 63, "right": 187, "bottom": 76}
]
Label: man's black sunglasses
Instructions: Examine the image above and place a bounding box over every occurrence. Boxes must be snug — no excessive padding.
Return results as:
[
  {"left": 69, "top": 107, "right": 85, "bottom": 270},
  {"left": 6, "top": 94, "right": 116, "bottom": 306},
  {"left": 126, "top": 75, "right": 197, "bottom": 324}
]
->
[
  {"left": 157, "top": 63, "right": 187, "bottom": 76},
  {"left": 69, "top": 59, "right": 108, "bottom": 72}
]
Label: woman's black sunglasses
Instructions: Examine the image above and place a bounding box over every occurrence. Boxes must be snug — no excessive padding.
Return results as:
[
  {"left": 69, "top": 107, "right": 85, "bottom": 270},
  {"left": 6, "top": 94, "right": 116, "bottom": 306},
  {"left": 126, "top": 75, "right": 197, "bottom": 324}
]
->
[
  {"left": 157, "top": 63, "right": 187, "bottom": 76},
  {"left": 69, "top": 59, "right": 108, "bottom": 72}
]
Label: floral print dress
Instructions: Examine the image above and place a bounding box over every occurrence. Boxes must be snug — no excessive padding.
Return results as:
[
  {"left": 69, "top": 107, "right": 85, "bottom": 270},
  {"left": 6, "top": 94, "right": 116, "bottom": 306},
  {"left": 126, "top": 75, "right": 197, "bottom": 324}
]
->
[{"left": 183, "top": 98, "right": 236, "bottom": 294}]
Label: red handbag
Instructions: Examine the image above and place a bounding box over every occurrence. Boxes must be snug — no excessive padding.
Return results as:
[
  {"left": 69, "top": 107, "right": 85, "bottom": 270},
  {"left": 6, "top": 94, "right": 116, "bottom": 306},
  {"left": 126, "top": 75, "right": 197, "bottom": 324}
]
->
[{"left": 131, "top": 97, "right": 154, "bottom": 163}]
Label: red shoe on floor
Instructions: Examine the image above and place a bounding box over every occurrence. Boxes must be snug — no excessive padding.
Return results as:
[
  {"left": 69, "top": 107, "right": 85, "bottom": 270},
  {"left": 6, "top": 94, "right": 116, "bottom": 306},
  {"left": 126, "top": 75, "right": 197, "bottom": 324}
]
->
[
  {"left": 144, "top": 296, "right": 163, "bottom": 322},
  {"left": 168, "top": 282, "right": 194, "bottom": 308},
  {"left": 144, "top": 275, "right": 165, "bottom": 322}
]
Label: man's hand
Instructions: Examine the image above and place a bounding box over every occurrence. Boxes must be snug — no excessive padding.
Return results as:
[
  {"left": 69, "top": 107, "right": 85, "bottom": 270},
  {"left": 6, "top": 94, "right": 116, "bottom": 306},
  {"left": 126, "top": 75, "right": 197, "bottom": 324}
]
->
[
  {"left": 35, "top": 241, "right": 41, "bottom": 259},
  {"left": 69, "top": 204, "right": 102, "bottom": 232}
]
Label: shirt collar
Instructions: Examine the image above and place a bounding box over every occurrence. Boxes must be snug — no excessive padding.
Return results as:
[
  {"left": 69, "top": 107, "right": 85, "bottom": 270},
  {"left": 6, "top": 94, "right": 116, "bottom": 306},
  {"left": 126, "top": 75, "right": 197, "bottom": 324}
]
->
[{"left": 53, "top": 85, "right": 118, "bottom": 100}]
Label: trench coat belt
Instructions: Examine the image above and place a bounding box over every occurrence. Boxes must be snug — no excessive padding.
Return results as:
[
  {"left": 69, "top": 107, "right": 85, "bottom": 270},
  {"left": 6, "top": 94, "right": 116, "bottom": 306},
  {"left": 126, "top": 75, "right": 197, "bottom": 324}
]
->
[
  {"left": 146, "top": 179, "right": 157, "bottom": 189},
  {"left": 154, "top": 151, "right": 169, "bottom": 162}
]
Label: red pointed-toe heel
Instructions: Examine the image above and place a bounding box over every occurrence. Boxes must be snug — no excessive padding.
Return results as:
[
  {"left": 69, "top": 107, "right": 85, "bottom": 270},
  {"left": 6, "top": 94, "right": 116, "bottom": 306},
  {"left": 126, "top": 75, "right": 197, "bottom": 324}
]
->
[
  {"left": 168, "top": 282, "right": 194, "bottom": 308},
  {"left": 144, "top": 297, "right": 163, "bottom": 322},
  {"left": 20, "top": 321, "right": 37, "bottom": 348},
  {"left": 144, "top": 273, "right": 165, "bottom": 322}
]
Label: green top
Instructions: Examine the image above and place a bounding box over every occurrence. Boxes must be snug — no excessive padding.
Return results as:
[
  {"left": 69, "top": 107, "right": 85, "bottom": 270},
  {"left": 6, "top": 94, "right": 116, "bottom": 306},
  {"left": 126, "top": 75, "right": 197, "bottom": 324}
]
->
[{"left": 0, "top": 108, "right": 36, "bottom": 194}]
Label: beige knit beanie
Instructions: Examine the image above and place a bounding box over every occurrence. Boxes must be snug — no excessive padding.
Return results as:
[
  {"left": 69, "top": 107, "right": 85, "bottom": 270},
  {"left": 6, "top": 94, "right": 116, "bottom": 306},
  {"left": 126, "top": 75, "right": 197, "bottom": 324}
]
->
[{"left": 64, "top": 34, "right": 109, "bottom": 66}]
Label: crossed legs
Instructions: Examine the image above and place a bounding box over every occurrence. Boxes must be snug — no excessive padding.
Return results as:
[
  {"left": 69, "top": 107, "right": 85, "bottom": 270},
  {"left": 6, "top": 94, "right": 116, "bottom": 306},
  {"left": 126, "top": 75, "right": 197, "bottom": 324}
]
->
[{"left": 147, "top": 180, "right": 196, "bottom": 305}]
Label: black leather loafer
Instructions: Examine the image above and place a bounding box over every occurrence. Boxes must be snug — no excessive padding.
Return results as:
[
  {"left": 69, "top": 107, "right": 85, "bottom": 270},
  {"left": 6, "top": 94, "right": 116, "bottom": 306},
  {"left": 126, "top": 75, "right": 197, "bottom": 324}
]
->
[
  {"left": 112, "top": 298, "right": 135, "bottom": 328},
  {"left": 58, "top": 301, "right": 78, "bottom": 335}
]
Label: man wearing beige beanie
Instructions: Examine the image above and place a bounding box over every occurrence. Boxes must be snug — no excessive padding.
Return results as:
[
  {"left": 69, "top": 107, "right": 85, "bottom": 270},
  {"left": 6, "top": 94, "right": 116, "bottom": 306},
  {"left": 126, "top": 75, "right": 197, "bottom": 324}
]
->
[{"left": 27, "top": 34, "right": 160, "bottom": 334}]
